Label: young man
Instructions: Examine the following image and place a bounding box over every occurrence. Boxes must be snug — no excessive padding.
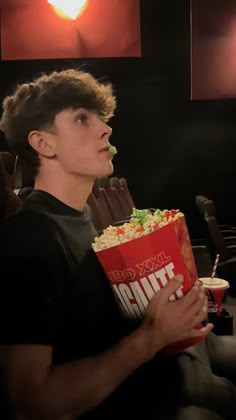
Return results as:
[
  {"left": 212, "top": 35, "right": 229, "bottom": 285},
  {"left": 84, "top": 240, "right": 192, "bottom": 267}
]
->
[{"left": 0, "top": 69, "right": 235, "bottom": 420}]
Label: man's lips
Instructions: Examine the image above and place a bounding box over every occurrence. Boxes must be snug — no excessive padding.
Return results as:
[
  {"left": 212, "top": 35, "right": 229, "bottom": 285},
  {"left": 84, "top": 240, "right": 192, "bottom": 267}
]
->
[{"left": 99, "top": 146, "right": 110, "bottom": 153}]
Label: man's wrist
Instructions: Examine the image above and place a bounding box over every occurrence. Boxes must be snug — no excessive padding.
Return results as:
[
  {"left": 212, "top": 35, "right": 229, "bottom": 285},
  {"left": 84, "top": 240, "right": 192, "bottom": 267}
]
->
[{"left": 124, "top": 324, "right": 165, "bottom": 364}]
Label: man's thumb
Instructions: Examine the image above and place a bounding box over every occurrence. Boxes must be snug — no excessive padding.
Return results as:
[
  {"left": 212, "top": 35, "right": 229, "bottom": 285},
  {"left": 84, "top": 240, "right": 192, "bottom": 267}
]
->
[{"left": 159, "top": 274, "right": 184, "bottom": 303}]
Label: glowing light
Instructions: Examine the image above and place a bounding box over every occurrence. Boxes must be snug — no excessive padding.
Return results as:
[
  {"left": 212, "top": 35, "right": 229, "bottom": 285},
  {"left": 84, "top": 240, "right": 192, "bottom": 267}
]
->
[{"left": 48, "top": 0, "right": 88, "bottom": 20}]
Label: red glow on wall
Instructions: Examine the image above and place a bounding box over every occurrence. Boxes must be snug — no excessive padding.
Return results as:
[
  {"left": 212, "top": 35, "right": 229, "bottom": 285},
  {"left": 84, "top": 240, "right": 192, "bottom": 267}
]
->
[
  {"left": 191, "top": 0, "right": 236, "bottom": 100},
  {"left": 1, "top": 0, "right": 141, "bottom": 60}
]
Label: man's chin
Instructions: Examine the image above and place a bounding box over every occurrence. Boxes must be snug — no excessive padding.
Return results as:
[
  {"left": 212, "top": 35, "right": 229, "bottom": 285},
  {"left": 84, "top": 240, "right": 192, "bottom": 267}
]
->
[
  {"left": 103, "top": 162, "right": 114, "bottom": 177},
  {"left": 92, "top": 162, "right": 114, "bottom": 179}
]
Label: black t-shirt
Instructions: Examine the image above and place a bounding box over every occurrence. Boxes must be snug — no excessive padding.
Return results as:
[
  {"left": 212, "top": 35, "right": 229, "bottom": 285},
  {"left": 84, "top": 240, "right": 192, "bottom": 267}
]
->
[
  {"left": 0, "top": 191, "right": 168, "bottom": 417},
  {"left": 0, "top": 190, "right": 136, "bottom": 362}
]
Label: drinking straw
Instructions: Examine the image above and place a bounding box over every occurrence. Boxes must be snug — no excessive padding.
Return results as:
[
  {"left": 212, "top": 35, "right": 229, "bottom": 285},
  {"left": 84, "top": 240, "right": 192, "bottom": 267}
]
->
[{"left": 211, "top": 253, "right": 220, "bottom": 279}]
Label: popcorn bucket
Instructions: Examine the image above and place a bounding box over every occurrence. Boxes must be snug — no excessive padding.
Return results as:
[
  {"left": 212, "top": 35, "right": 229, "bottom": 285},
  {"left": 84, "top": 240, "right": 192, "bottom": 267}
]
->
[{"left": 94, "top": 213, "right": 203, "bottom": 355}]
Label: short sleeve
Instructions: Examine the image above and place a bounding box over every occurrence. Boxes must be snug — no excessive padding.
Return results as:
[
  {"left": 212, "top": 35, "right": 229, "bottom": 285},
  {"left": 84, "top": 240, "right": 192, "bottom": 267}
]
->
[{"left": 0, "top": 212, "right": 68, "bottom": 345}]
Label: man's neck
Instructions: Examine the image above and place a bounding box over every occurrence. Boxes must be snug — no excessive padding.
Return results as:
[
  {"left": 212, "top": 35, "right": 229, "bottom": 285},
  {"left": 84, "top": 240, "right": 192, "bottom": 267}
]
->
[{"left": 34, "top": 172, "right": 94, "bottom": 212}]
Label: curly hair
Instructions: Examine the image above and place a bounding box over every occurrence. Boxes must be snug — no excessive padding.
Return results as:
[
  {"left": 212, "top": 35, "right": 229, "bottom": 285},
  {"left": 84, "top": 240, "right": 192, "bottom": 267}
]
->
[{"left": 0, "top": 69, "right": 116, "bottom": 175}]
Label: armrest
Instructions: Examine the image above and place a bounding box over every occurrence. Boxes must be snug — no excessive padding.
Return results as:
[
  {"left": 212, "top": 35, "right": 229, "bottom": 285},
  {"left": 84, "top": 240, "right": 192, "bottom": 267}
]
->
[
  {"left": 225, "top": 239, "right": 236, "bottom": 248},
  {"left": 218, "top": 257, "right": 236, "bottom": 268},
  {"left": 217, "top": 259, "right": 236, "bottom": 294},
  {"left": 221, "top": 229, "right": 236, "bottom": 237},
  {"left": 227, "top": 244, "right": 236, "bottom": 250},
  {"left": 219, "top": 223, "right": 236, "bottom": 230},
  {"left": 191, "top": 244, "right": 208, "bottom": 250},
  {"left": 224, "top": 237, "right": 236, "bottom": 246},
  {"left": 219, "top": 224, "right": 236, "bottom": 231},
  {"left": 226, "top": 245, "right": 236, "bottom": 257}
]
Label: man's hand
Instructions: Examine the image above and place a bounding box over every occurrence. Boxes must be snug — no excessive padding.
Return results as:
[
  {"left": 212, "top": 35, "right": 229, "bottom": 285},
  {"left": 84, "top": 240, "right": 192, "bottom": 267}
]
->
[{"left": 138, "top": 274, "right": 213, "bottom": 359}]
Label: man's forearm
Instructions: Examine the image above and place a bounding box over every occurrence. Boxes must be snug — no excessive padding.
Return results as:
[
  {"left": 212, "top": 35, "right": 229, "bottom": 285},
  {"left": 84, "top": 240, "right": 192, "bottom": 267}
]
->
[{"left": 17, "top": 327, "right": 163, "bottom": 420}]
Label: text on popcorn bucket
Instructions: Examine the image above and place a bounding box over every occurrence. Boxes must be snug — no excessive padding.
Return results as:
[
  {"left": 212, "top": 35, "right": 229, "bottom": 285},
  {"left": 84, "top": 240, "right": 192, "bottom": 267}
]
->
[{"left": 111, "top": 261, "right": 184, "bottom": 319}]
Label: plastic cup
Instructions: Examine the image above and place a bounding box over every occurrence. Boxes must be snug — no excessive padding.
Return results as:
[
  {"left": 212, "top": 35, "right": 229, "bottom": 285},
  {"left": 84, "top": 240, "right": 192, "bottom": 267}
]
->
[{"left": 199, "top": 277, "right": 229, "bottom": 316}]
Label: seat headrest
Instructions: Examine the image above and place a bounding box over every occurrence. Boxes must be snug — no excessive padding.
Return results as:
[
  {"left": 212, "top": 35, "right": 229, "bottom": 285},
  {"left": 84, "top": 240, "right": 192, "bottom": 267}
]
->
[
  {"left": 14, "top": 157, "right": 35, "bottom": 188},
  {"left": 110, "top": 177, "right": 120, "bottom": 189},
  {"left": 0, "top": 152, "right": 15, "bottom": 175},
  {"left": 120, "top": 177, "right": 128, "bottom": 188},
  {"left": 98, "top": 176, "right": 110, "bottom": 189}
]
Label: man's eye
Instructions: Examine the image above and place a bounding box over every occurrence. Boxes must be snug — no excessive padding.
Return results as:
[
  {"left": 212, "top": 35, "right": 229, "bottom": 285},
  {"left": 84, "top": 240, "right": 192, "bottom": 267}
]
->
[{"left": 76, "top": 114, "right": 87, "bottom": 123}]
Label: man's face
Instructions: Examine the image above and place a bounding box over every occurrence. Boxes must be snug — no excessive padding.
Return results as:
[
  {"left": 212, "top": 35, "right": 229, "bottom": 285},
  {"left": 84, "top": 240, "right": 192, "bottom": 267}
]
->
[{"left": 46, "top": 108, "right": 114, "bottom": 179}]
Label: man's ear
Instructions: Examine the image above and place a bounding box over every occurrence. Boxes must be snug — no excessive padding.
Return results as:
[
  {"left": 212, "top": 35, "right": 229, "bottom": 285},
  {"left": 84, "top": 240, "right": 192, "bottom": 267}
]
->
[{"left": 28, "top": 131, "right": 56, "bottom": 158}]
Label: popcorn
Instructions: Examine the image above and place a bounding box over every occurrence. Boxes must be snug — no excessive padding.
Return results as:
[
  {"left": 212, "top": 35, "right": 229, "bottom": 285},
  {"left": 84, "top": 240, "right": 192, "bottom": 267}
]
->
[
  {"left": 108, "top": 142, "right": 117, "bottom": 156},
  {"left": 92, "top": 208, "right": 183, "bottom": 251}
]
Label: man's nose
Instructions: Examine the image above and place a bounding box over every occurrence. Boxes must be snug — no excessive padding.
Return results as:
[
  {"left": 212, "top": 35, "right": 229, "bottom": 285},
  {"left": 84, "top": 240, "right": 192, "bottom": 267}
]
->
[{"left": 100, "top": 121, "right": 112, "bottom": 139}]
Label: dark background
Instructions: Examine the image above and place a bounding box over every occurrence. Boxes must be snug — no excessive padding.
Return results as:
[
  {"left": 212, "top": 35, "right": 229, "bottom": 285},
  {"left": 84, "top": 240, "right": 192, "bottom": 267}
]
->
[{"left": 1, "top": 0, "right": 236, "bottom": 238}]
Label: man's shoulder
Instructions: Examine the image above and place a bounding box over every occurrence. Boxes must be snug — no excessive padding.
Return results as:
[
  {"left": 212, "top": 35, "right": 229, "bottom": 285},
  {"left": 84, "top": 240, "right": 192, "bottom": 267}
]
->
[
  {"left": 0, "top": 208, "right": 62, "bottom": 254},
  {"left": 1, "top": 208, "right": 58, "bottom": 234}
]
